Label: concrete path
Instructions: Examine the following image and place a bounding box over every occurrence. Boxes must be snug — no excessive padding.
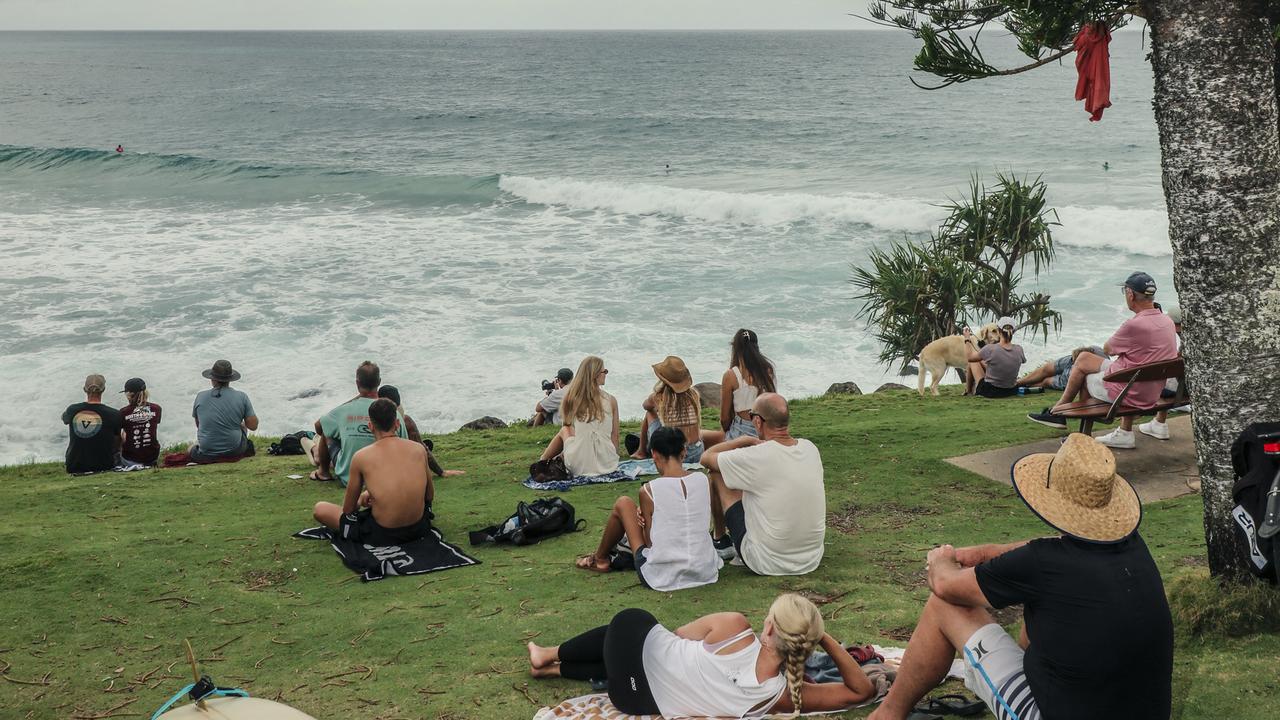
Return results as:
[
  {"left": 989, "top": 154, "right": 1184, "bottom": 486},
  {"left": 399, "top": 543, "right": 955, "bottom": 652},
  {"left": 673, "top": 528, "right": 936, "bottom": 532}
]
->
[{"left": 945, "top": 414, "right": 1200, "bottom": 503}]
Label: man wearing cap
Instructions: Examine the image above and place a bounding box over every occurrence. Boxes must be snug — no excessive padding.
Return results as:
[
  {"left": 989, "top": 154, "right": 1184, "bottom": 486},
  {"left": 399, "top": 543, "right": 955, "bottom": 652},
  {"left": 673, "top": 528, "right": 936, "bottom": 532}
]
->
[
  {"left": 61, "top": 374, "right": 124, "bottom": 474},
  {"left": 963, "top": 317, "right": 1026, "bottom": 398},
  {"left": 530, "top": 367, "right": 574, "bottom": 427},
  {"left": 189, "top": 360, "right": 259, "bottom": 463},
  {"left": 867, "top": 433, "right": 1173, "bottom": 720},
  {"left": 1045, "top": 271, "right": 1178, "bottom": 448}
]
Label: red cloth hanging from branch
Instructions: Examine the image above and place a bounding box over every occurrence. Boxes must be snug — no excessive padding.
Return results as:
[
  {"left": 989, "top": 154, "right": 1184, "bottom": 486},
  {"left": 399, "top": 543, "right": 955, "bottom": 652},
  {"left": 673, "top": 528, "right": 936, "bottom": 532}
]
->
[{"left": 1074, "top": 22, "right": 1112, "bottom": 122}]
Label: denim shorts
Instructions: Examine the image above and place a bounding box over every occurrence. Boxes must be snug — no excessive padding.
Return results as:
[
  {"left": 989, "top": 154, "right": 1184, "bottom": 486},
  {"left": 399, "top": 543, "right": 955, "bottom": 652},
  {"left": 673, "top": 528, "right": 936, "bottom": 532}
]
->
[
  {"left": 725, "top": 415, "right": 759, "bottom": 440},
  {"left": 1051, "top": 355, "right": 1073, "bottom": 390},
  {"left": 647, "top": 420, "right": 705, "bottom": 464}
]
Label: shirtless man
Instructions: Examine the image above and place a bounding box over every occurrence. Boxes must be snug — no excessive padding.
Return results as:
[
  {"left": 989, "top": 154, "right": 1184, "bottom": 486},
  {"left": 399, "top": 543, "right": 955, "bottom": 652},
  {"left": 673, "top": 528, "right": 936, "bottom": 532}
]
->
[{"left": 311, "top": 398, "right": 434, "bottom": 546}]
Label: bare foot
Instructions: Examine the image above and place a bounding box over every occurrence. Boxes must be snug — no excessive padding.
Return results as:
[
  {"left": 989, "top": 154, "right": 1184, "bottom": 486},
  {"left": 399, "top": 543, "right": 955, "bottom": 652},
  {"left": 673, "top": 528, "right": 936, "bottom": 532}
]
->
[
  {"left": 443, "top": 469, "right": 466, "bottom": 477},
  {"left": 575, "top": 554, "right": 612, "bottom": 573},
  {"left": 527, "top": 642, "right": 557, "bottom": 669},
  {"left": 629, "top": 451, "right": 649, "bottom": 460},
  {"left": 529, "top": 664, "right": 561, "bottom": 679}
]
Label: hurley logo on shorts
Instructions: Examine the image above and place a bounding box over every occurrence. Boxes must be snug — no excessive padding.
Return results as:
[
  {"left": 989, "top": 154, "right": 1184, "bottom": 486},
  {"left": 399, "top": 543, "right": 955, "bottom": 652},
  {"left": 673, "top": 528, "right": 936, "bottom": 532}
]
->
[{"left": 971, "top": 640, "right": 991, "bottom": 660}]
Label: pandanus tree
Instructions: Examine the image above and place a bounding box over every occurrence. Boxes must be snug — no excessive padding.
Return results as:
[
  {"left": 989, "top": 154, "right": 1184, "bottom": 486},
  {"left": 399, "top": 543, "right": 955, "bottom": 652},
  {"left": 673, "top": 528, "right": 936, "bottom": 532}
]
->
[
  {"left": 852, "top": 174, "right": 1060, "bottom": 373},
  {"left": 867, "top": 0, "right": 1280, "bottom": 580}
]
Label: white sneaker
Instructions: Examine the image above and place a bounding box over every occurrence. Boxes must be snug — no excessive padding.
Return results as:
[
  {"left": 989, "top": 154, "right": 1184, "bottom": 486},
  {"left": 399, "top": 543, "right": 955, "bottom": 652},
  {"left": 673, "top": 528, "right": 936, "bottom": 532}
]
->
[
  {"left": 1097, "top": 428, "right": 1136, "bottom": 449},
  {"left": 1138, "top": 420, "right": 1170, "bottom": 440}
]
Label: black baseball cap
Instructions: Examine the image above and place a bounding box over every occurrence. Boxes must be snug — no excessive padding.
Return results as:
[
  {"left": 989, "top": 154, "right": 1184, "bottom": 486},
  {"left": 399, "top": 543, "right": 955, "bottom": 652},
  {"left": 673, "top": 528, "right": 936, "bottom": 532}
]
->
[
  {"left": 1122, "top": 272, "right": 1157, "bottom": 296},
  {"left": 377, "top": 385, "right": 402, "bottom": 405},
  {"left": 120, "top": 377, "right": 146, "bottom": 393},
  {"left": 556, "top": 367, "right": 574, "bottom": 383}
]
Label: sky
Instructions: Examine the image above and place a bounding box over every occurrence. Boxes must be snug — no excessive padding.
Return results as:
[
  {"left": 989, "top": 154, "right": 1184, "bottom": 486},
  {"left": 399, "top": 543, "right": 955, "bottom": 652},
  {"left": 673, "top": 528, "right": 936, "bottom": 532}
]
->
[{"left": 0, "top": 0, "right": 883, "bottom": 31}]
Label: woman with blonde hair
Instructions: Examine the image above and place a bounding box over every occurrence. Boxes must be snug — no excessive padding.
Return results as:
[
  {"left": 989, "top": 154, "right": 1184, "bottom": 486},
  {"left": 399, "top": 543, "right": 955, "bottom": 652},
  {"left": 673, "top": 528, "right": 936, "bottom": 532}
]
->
[
  {"left": 701, "top": 328, "right": 776, "bottom": 447},
  {"left": 527, "top": 593, "right": 873, "bottom": 717},
  {"left": 538, "top": 356, "right": 619, "bottom": 476},
  {"left": 630, "top": 356, "right": 704, "bottom": 464},
  {"left": 119, "top": 377, "right": 162, "bottom": 466}
]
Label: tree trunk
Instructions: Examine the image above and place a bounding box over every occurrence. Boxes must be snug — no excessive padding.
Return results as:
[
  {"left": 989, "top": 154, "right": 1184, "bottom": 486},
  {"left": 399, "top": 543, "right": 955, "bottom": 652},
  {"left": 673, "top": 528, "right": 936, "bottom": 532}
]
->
[{"left": 1142, "top": 0, "right": 1280, "bottom": 579}]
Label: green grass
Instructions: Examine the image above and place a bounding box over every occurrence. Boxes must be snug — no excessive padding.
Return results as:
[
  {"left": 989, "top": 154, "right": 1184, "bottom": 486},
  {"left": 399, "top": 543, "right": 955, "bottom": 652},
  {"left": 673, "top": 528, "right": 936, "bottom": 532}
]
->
[{"left": 1, "top": 390, "right": 1275, "bottom": 719}]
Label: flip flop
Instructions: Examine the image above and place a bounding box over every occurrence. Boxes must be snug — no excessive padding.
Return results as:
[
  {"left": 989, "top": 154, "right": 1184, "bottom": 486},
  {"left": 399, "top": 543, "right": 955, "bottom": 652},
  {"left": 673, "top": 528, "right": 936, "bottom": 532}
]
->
[
  {"left": 574, "top": 555, "right": 611, "bottom": 573},
  {"left": 915, "top": 694, "right": 986, "bottom": 717},
  {"left": 308, "top": 470, "right": 334, "bottom": 482}
]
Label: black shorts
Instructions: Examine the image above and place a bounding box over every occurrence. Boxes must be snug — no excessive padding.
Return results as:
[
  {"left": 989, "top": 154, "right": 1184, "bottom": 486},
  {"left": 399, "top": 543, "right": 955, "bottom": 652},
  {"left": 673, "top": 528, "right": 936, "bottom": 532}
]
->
[
  {"left": 724, "top": 501, "right": 755, "bottom": 573},
  {"left": 339, "top": 508, "right": 431, "bottom": 546},
  {"left": 975, "top": 380, "right": 1018, "bottom": 399}
]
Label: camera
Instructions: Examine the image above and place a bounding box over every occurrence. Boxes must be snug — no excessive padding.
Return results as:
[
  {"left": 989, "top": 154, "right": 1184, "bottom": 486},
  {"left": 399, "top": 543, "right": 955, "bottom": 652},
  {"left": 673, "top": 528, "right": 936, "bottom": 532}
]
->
[{"left": 541, "top": 379, "right": 556, "bottom": 394}]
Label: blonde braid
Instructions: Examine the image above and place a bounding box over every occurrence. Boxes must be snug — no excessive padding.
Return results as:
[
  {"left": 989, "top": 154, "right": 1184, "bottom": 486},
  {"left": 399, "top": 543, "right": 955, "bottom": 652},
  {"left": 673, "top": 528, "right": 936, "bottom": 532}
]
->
[{"left": 766, "top": 593, "right": 824, "bottom": 717}]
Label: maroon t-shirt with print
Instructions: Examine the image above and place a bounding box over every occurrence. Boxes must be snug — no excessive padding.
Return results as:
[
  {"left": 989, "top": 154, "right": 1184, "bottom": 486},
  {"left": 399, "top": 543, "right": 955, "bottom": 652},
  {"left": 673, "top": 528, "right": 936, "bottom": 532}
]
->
[{"left": 120, "top": 402, "right": 162, "bottom": 465}]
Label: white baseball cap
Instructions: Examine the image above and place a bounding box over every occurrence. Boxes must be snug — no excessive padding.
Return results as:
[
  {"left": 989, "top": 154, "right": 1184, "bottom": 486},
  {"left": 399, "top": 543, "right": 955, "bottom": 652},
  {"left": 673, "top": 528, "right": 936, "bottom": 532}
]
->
[{"left": 996, "top": 316, "right": 1016, "bottom": 329}]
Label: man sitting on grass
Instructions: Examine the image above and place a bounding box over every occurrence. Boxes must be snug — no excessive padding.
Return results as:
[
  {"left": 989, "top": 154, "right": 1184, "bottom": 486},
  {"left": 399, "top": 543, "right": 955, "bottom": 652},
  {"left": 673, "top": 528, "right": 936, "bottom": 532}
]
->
[
  {"left": 701, "top": 393, "right": 825, "bottom": 576},
  {"left": 866, "top": 434, "right": 1173, "bottom": 720},
  {"left": 62, "top": 374, "right": 124, "bottom": 474},
  {"left": 1033, "top": 272, "right": 1177, "bottom": 448},
  {"left": 309, "top": 361, "right": 406, "bottom": 485},
  {"left": 312, "top": 398, "right": 434, "bottom": 546}
]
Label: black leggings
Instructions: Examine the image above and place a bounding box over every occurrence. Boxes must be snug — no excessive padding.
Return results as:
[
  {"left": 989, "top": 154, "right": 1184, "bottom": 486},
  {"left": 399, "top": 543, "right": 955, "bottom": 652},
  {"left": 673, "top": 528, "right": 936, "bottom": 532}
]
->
[{"left": 558, "top": 608, "right": 661, "bottom": 715}]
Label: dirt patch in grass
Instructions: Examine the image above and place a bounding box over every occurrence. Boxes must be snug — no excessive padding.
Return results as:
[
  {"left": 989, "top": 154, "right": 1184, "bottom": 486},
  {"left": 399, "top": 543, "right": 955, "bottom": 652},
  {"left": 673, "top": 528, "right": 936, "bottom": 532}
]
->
[
  {"left": 871, "top": 554, "right": 928, "bottom": 589},
  {"left": 242, "top": 568, "right": 294, "bottom": 591},
  {"left": 828, "top": 501, "right": 940, "bottom": 534},
  {"left": 882, "top": 625, "right": 914, "bottom": 642}
]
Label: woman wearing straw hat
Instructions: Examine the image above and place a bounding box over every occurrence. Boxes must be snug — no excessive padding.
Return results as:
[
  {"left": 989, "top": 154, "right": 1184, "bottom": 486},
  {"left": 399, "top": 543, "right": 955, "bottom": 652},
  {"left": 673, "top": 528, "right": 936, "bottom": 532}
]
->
[
  {"left": 629, "top": 356, "right": 704, "bottom": 464},
  {"left": 868, "top": 433, "right": 1173, "bottom": 720}
]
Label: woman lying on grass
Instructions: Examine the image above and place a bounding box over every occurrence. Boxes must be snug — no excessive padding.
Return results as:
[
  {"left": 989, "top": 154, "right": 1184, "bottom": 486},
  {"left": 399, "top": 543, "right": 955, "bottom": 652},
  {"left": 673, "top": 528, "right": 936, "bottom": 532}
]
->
[
  {"left": 527, "top": 593, "right": 875, "bottom": 717},
  {"left": 574, "top": 426, "right": 721, "bottom": 591}
]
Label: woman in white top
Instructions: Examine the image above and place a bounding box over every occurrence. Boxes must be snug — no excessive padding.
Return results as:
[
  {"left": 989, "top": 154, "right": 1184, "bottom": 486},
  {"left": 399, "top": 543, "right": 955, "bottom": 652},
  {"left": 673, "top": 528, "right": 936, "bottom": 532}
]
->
[
  {"left": 701, "top": 329, "right": 777, "bottom": 447},
  {"left": 538, "top": 356, "right": 619, "bottom": 476},
  {"left": 574, "top": 426, "right": 721, "bottom": 591},
  {"left": 527, "top": 593, "right": 874, "bottom": 717}
]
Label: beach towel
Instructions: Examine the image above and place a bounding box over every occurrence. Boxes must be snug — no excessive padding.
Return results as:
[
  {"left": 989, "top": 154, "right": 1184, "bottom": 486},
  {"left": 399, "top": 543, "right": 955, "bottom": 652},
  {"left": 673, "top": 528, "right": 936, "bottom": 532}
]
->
[
  {"left": 294, "top": 526, "right": 479, "bottom": 581},
  {"left": 531, "top": 693, "right": 850, "bottom": 720},
  {"left": 521, "top": 460, "right": 702, "bottom": 492}
]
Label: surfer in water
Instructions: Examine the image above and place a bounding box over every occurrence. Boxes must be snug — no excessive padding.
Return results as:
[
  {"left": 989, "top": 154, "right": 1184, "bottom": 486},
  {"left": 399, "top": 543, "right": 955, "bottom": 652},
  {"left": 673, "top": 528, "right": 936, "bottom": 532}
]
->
[{"left": 115, "top": 145, "right": 124, "bottom": 154}]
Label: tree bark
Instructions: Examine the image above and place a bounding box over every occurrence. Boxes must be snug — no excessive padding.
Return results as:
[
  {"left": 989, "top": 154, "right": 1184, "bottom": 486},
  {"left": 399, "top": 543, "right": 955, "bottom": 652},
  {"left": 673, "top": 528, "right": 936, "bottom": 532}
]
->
[{"left": 1142, "top": 0, "right": 1280, "bottom": 579}]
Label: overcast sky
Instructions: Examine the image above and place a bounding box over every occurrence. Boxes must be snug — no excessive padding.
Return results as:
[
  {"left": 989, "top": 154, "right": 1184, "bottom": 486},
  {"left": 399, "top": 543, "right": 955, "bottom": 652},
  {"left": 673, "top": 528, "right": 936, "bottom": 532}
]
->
[{"left": 1, "top": 1, "right": 883, "bottom": 31}]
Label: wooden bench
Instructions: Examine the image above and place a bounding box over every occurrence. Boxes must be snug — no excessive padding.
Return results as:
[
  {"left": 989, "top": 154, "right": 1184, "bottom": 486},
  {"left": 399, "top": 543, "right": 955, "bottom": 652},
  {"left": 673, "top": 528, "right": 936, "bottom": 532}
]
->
[{"left": 1054, "top": 357, "right": 1188, "bottom": 435}]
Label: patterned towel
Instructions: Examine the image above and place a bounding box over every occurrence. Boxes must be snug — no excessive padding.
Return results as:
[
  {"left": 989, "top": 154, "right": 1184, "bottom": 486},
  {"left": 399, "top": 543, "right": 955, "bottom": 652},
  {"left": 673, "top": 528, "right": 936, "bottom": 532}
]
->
[
  {"left": 532, "top": 693, "right": 849, "bottom": 720},
  {"left": 522, "top": 460, "right": 703, "bottom": 492},
  {"left": 294, "top": 526, "right": 479, "bottom": 581}
]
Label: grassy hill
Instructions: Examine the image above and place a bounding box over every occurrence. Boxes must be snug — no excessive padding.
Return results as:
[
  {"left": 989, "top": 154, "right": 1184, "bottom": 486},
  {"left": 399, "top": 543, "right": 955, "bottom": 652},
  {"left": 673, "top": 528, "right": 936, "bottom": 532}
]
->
[{"left": 1, "top": 390, "right": 1275, "bottom": 719}]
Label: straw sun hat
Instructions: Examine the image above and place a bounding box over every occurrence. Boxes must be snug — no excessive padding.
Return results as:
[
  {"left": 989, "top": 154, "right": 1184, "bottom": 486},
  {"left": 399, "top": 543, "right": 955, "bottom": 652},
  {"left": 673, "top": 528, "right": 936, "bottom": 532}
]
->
[
  {"left": 652, "top": 356, "right": 693, "bottom": 393},
  {"left": 1011, "top": 433, "right": 1141, "bottom": 543}
]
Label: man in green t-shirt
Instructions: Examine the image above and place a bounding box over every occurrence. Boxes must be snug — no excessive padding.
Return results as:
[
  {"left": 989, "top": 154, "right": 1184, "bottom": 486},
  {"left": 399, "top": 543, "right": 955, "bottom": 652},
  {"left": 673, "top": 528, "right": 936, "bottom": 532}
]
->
[{"left": 310, "top": 361, "right": 406, "bottom": 486}]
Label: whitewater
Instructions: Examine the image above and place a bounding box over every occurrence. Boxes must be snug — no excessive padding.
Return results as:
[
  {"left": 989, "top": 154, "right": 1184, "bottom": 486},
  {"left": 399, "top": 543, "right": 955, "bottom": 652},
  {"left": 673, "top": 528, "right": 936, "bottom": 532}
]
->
[{"left": 0, "top": 31, "right": 1173, "bottom": 465}]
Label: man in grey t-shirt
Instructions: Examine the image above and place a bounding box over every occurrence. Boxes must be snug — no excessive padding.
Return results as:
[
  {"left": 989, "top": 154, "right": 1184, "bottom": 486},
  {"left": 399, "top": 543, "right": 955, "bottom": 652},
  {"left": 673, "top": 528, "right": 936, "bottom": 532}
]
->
[
  {"left": 530, "top": 367, "right": 573, "bottom": 427},
  {"left": 189, "top": 359, "right": 259, "bottom": 462}
]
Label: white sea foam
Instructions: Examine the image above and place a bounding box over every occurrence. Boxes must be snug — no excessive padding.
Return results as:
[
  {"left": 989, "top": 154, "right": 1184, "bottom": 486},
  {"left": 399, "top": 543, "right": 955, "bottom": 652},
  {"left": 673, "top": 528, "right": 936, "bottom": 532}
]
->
[{"left": 1055, "top": 205, "right": 1171, "bottom": 257}]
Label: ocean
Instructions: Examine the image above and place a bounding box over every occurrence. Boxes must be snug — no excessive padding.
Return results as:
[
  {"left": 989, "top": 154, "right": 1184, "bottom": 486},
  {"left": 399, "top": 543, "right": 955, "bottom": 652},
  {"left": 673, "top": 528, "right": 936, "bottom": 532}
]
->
[{"left": 0, "top": 31, "right": 1172, "bottom": 466}]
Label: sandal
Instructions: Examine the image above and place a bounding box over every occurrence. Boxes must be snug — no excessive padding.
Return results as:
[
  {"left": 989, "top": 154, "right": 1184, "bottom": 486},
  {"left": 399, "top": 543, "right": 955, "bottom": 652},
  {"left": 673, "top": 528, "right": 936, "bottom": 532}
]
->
[
  {"left": 308, "top": 470, "right": 334, "bottom": 482},
  {"left": 574, "top": 555, "right": 611, "bottom": 573},
  {"left": 914, "top": 694, "right": 985, "bottom": 717}
]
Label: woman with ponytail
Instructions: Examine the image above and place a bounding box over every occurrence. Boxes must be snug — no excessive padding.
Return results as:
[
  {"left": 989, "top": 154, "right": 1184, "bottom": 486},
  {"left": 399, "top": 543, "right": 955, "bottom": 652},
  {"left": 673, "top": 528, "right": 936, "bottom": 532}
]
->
[
  {"left": 702, "top": 328, "right": 776, "bottom": 447},
  {"left": 527, "top": 593, "right": 873, "bottom": 717},
  {"left": 964, "top": 317, "right": 1026, "bottom": 399}
]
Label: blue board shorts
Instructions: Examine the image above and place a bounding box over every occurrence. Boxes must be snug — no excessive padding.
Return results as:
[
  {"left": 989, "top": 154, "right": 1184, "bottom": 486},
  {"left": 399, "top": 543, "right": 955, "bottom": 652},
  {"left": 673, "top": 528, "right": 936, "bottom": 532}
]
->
[{"left": 961, "top": 624, "right": 1042, "bottom": 720}]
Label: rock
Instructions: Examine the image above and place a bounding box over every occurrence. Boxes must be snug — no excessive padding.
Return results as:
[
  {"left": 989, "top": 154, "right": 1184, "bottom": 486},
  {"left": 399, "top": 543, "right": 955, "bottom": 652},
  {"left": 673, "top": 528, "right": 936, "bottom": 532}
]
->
[
  {"left": 693, "top": 382, "right": 722, "bottom": 405},
  {"left": 874, "top": 382, "right": 910, "bottom": 393},
  {"left": 898, "top": 365, "right": 920, "bottom": 377},
  {"left": 825, "top": 382, "right": 863, "bottom": 395},
  {"left": 460, "top": 416, "right": 507, "bottom": 431},
  {"left": 288, "top": 388, "right": 322, "bottom": 400}
]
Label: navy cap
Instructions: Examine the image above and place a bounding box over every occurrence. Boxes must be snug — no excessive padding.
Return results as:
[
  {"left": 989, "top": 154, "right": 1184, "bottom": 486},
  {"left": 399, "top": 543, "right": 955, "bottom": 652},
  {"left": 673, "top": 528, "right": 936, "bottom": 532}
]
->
[
  {"left": 121, "top": 377, "right": 146, "bottom": 393},
  {"left": 1123, "top": 272, "right": 1157, "bottom": 296}
]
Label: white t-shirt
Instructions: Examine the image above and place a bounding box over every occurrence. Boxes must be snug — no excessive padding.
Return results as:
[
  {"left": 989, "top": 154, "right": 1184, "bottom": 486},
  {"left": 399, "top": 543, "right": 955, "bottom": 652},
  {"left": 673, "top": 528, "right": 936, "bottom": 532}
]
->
[
  {"left": 539, "top": 387, "right": 568, "bottom": 425},
  {"left": 718, "top": 438, "right": 825, "bottom": 575}
]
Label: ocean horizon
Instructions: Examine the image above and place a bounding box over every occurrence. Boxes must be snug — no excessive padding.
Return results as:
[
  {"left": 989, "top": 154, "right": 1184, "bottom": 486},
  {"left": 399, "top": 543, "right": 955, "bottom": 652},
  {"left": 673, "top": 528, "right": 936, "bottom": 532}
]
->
[{"left": 0, "top": 31, "right": 1173, "bottom": 465}]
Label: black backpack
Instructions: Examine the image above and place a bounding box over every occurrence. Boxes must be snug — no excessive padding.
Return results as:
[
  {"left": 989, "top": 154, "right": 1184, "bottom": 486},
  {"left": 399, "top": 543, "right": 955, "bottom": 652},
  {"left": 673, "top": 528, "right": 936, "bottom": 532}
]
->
[
  {"left": 1230, "top": 422, "right": 1280, "bottom": 581},
  {"left": 469, "top": 497, "right": 584, "bottom": 547},
  {"left": 267, "top": 431, "right": 313, "bottom": 456}
]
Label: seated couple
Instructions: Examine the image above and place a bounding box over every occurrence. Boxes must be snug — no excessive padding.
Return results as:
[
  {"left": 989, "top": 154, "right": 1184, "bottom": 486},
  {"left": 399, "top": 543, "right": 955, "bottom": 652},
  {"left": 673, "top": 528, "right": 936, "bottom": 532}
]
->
[
  {"left": 867, "top": 433, "right": 1174, "bottom": 720},
  {"left": 1029, "top": 272, "right": 1180, "bottom": 449},
  {"left": 312, "top": 398, "right": 435, "bottom": 546},
  {"left": 306, "top": 362, "right": 460, "bottom": 485},
  {"left": 573, "top": 426, "right": 722, "bottom": 592},
  {"left": 527, "top": 593, "right": 875, "bottom": 717}
]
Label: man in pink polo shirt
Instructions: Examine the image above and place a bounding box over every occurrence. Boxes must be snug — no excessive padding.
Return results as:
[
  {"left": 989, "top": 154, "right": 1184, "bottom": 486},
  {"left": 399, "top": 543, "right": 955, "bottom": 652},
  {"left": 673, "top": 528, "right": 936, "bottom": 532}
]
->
[{"left": 1048, "top": 272, "right": 1178, "bottom": 448}]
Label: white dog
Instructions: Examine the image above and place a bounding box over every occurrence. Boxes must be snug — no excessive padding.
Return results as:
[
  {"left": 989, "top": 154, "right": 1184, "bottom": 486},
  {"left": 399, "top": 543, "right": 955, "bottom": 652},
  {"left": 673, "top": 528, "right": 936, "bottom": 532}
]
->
[{"left": 916, "top": 323, "right": 1000, "bottom": 396}]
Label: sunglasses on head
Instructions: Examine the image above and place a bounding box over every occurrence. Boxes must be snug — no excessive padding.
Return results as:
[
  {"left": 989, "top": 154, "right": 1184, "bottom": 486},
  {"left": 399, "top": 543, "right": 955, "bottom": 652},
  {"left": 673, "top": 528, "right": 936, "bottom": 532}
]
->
[{"left": 748, "top": 411, "right": 763, "bottom": 421}]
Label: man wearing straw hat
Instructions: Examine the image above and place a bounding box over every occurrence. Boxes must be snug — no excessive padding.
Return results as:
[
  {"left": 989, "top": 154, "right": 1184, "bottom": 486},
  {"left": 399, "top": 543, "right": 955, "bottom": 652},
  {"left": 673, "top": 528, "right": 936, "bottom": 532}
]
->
[
  {"left": 189, "top": 359, "right": 259, "bottom": 463},
  {"left": 868, "top": 434, "right": 1173, "bottom": 720}
]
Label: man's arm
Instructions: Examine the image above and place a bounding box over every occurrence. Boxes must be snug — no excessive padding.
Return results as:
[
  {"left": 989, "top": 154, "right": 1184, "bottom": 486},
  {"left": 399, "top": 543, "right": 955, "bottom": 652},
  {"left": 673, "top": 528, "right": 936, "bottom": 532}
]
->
[
  {"left": 241, "top": 396, "right": 259, "bottom": 431},
  {"left": 700, "top": 436, "right": 758, "bottom": 473},
  {"left": 243, "top": 415, "right": 260, "bottom": 432},
  {"left": 342, "top": 454, "right": 364, "bottom": 514},
  {"left": 422, "top": 446, "right": 435, "bottom": 505},
  {"left": 404, "top": 414, "right": 422, "bottom": 443},
  {"left": 953, "top": 540, "right": 1030, "bottom": 568},
  {"left": 927, "top": 545, "right": 993, "bottom": 608}
]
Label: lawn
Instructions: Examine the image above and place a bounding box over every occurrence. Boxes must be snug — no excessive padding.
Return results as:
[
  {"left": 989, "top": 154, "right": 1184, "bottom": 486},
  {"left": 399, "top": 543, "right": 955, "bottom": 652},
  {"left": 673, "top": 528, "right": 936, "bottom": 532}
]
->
[{"left": 1, "top": 389, "right": 1274, "bottom": 719}]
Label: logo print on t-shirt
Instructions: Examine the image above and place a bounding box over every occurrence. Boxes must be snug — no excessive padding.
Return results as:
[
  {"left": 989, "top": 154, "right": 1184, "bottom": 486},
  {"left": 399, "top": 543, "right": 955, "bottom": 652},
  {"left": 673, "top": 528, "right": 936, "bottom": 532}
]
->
[{"left": 73, "top": 410, "right": 103, "bottom": 438}]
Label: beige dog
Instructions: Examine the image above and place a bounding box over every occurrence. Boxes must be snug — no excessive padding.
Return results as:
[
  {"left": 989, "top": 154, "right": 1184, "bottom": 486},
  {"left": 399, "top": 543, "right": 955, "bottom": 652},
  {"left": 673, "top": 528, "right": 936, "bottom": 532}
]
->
[{"left": 916, "top": 323, "right": 1000, "bottom": 396}]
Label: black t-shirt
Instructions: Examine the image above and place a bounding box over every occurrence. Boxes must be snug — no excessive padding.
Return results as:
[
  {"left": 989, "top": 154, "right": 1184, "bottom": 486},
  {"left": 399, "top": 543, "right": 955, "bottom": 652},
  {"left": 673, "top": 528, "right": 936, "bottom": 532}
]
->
[
  {"left": 975, "top": 534, "right": 1173, "bottom": 720},
  {"left": 61, "top": 402, "right": 123, "bottom": 474}
]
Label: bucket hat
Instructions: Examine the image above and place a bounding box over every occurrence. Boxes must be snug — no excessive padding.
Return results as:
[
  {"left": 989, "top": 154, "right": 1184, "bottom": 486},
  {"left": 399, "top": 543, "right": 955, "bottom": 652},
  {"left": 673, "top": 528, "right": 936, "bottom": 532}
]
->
[
  {"left": 1010, "top": 433, "right": 1141, "bottom": 543},
  {"left": 652, "top": 356, "right": 693, "bottom": 393},
  {"left": 202, "top": 359, "right": 241, "bottom": 382}
]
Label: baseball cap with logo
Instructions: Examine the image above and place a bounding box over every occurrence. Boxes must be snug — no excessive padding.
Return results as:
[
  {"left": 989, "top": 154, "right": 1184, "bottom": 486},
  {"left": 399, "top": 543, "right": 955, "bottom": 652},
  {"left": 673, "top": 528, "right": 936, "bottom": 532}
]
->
[
  {"left": 84, "top": 374, "right": 106, "bottom": 393},
  {"left": 1122, "top": 271, "right": 1157, "bottom": 296}
]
